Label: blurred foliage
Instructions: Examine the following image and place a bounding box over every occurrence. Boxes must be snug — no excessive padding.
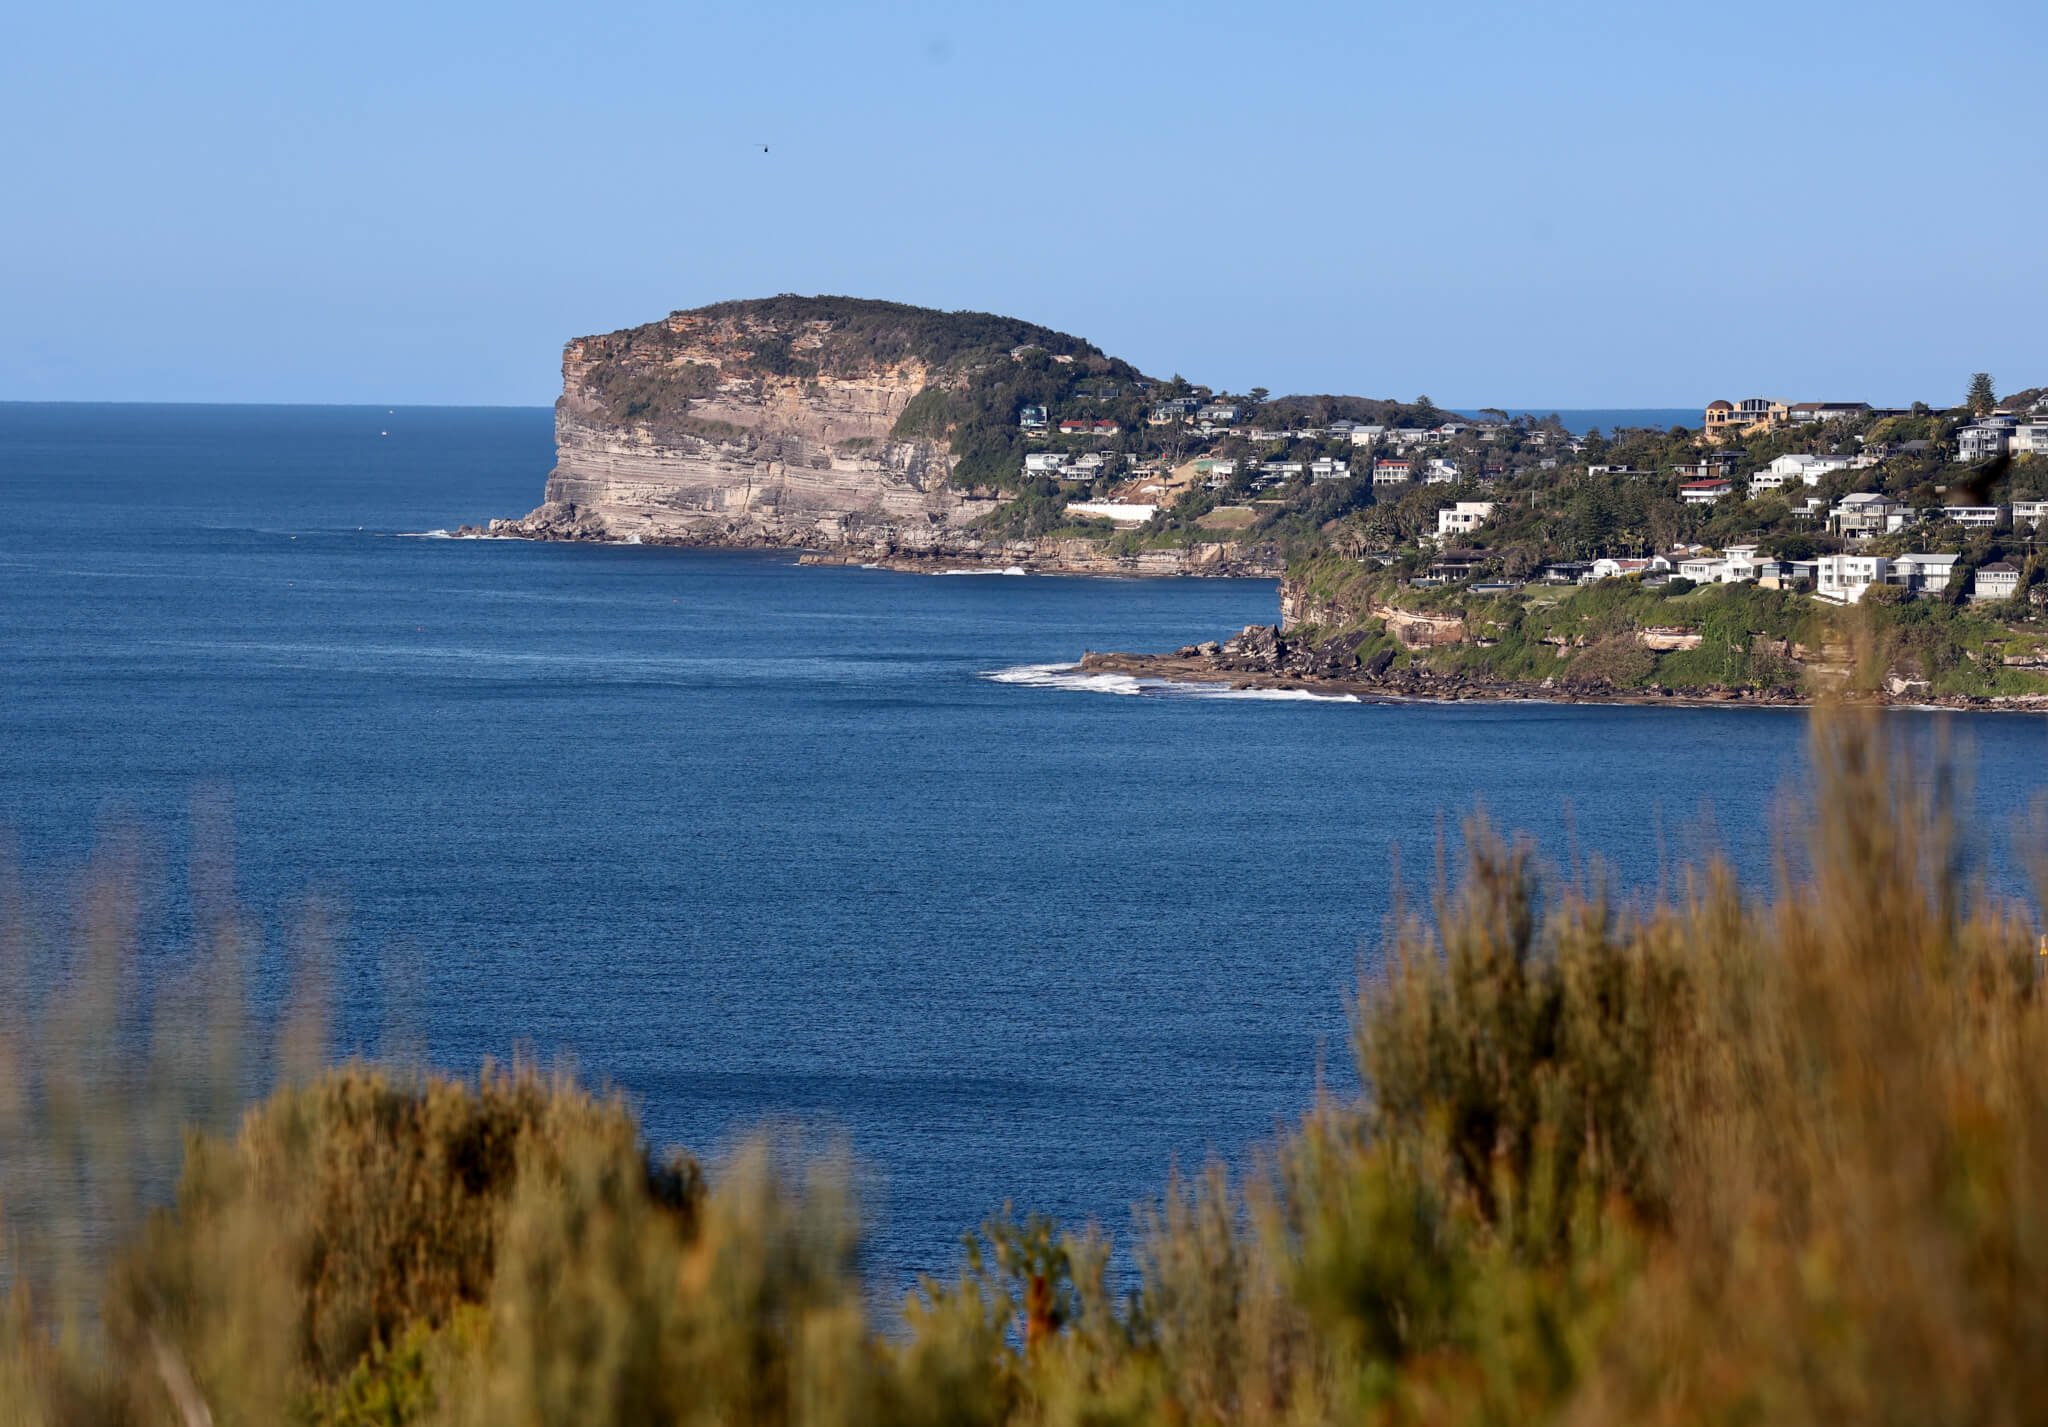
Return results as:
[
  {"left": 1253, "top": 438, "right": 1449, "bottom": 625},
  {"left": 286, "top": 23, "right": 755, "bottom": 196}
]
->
[{"left": 3, "top": 713, "right": 2047, "bottom": 1425}]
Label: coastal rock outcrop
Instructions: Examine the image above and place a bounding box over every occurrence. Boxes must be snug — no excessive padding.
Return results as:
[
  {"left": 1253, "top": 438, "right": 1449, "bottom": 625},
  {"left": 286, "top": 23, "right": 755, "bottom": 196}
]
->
[
  {"left": 513, "top": 304, "right": 977, "bottom": 549},
  {"left": 477, "top": 296, "right": 1279, "bottom": 577}
]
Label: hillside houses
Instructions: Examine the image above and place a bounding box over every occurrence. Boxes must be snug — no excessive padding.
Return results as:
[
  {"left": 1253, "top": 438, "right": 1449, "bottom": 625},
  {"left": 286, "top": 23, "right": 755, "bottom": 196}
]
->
[{"left": 1704, "top": 397, "right": 1875, "bottom": 442}]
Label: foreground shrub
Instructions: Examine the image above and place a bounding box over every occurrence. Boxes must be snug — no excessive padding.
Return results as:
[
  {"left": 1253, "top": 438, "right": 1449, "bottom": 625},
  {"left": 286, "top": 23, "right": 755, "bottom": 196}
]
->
[{"left": 1, "top": 710, "right": 2042, "bottom": 1426}]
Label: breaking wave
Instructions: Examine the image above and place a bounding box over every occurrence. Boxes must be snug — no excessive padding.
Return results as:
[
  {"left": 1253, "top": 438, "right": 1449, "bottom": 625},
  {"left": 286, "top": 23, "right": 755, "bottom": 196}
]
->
[{"left": 982, "top": 663, "right": 1359, "bottom": 702}]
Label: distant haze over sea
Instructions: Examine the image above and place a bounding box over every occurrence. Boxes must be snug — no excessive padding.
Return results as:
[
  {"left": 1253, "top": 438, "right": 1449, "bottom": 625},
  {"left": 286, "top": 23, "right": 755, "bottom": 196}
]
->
[{"left": 1458, "top": 408, "right": 1697, "bottom": 436}]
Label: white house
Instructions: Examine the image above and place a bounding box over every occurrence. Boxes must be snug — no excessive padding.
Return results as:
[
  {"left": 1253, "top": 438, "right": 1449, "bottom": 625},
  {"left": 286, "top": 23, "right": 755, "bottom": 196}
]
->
[
  {"left": 1749, "top": 453, "right": 1853, "bottom": 492},
  {"left": 2011, "top": 423, "right": 2048, "bottom": 457},
  {"left": 1347, "top": 425, "right": 1387, "bottom": 445},
  {"left": 1309, "top": 457, "right": 1351, "bottom": 482},
  {"left": 1436, "top": 501, "right": 1497, "bottom": 539},
  {"left": 1786, "top": 401, "right": 1872, "bottom": 425},
  {"left": 1972, "top": 562, "right": 2021, "bottom": 601},
  {"left": 1891, "top": 553, "right": 1960, "bottom": 595},
  {"left": 1680, "top": 478, "right": 1733, "bottom": 505},
  {"left": 1024, "top": 452, "right": 1068, "bottom": 476},
  {"left": 1372, "top": 459, "right": 1414, "bottom": 486},
  {"left": 1677, "top": 555, "right": 1724, "bottom": 583},
  {"left": 1424, "top": 457, "right": 1462, "bottom": 483},
  {"left": 1064, "top": 501, "right": 1156, "bottom": 526},
  {"left": 1196, "top": 403, "right": 1242, "bottom": 425},
  {"left": 2013, "top": 499, "right": 2047, "bottom": 529},
  {"left": 1957, "top": 417, "right": 2016, "bottom": 461},
  {"left": 1815, "top": 554, "right": 1890, "bottom": 604},
  {"left": 1941, "top": 505, "right": 2004, "bottom": 529}
]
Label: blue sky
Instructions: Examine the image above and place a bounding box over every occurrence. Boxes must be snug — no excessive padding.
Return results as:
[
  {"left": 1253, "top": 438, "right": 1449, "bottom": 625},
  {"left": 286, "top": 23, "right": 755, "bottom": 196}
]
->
[{"left": 4, "top": 0, "right": 2042, "bottom": 408}]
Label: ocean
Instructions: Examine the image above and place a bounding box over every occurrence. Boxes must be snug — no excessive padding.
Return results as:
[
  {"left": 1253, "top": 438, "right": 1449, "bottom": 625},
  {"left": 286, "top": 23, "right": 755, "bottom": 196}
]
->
[
  {"left": 1459, "top": 407, "right": 1699, "bottom": 435},
  {"left": 2, "top": 402, "right": 2042, "bottom": 1290}
]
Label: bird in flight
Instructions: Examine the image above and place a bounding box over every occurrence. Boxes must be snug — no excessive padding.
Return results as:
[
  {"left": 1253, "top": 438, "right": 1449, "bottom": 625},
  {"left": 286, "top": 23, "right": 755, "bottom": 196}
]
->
[{"left": 760, "top": 144, "right": 770, "bottom": 153}]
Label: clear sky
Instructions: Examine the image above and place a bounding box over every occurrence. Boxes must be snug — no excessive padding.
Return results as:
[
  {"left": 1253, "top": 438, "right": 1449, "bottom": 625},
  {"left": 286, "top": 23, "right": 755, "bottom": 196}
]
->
[{"left": 4, "top": 0, "right": 2042, "bottom": 409}]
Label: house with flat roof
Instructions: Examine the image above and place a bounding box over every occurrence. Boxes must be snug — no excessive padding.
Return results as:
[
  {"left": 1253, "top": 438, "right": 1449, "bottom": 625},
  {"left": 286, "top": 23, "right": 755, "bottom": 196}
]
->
[
  {"left": 1786, "top": 401, "right": 1871, "bottom": 425},
  {"left": 1816, "top": 554, "right": 1890, "bottom": 604},
  {"left": 1435, "top": 501, "right": 1496, "bottom": 539},
  {"left": 1749, "top": 453, "right": 1854, "bottom": 492}
]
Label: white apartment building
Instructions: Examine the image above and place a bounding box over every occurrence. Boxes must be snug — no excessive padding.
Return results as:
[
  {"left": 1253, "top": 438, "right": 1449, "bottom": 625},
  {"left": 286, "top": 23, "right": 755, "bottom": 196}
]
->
[
  {"left": 1815, "top": 553, "right": 1890, "bottom": 604},
  {"left": 1436, "top": 501, "right": 1497, "bottom": 539}
]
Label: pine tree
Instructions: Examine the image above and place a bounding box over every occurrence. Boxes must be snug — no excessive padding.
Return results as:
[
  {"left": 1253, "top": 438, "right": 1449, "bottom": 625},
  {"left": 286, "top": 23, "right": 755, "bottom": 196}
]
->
[{"left": 1967, "top": 371, "right": 1996, "bottom": 416}]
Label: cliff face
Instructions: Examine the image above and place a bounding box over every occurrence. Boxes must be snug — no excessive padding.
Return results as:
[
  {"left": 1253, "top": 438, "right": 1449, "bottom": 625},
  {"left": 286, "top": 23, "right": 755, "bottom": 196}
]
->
[
  {"left": 505, "top": 306, "right": 988, "bottom": 550},
  {"left": 479, "top": 297, "right": 1278, "bottom": 576}
]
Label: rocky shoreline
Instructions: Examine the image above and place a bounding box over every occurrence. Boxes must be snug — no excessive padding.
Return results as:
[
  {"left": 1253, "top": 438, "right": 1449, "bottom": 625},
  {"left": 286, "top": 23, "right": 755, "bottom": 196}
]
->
[
  {"left": 456, "top": 503, "right": 1283, "bottom": 579},
  {"left": 1078, "top": 625, "right": 2048, "bottom": 713}
]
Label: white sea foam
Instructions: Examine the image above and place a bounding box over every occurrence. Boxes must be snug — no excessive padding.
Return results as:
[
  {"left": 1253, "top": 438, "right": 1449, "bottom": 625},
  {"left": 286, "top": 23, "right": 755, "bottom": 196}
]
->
[
  {"left": 938, "top": 566, "right": 1029, "bottom": 576},
  {"left": 982, "top": 663, "right": 1359, "bottom": 702},
  {"left": 984, "top": 662, "right": 1146, "bottom": 695}
]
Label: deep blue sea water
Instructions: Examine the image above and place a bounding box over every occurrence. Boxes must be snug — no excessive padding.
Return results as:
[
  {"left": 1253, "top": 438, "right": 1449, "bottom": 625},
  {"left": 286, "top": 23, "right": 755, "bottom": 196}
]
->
[
  {"left": 2, "top": 403, "right": 2043, "bottom": 1290},
  {"left": 1459, "top": 407, "right": 1698, "bottom": 435}
]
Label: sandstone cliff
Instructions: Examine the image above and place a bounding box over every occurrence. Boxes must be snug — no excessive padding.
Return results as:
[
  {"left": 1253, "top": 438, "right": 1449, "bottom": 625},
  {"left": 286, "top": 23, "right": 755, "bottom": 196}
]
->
[{"left": 478, "top": 296, "right": 1274, "bottom": 575}]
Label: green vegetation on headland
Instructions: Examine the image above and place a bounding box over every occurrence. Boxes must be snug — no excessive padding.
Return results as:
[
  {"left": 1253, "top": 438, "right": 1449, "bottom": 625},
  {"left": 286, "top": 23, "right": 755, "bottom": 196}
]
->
[
  {"left": 564, "top": 297, "right": 2047, "bottom": 691},
  {"left": 1279, "top": 553, "right": 2048, "bottom": 700},
  {"left": 6, "top": 715, "right": 2048, "bottom": 1426}
]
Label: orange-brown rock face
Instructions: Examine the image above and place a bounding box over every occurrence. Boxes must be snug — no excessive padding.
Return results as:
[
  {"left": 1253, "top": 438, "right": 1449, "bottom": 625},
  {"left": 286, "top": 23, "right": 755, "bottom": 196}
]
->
[{"left": 528, "top": 310, "right": 979, "bottom": 549}]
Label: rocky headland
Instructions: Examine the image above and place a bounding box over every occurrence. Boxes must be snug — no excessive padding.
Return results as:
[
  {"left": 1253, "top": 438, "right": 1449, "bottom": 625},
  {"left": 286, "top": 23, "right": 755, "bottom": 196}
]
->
[
  {"left": 467, "top": 296, "right": 1279, "bottom": 577},
  {"left": 1075, "top": 568, "right": 2048, "bottom": 712}
]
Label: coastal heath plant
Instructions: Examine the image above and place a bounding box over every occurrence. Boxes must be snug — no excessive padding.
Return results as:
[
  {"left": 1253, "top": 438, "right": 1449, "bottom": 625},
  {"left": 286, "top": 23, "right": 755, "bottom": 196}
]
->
[{"left": 5, "top": 707, "right": 2048, "bottom": 1427}]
